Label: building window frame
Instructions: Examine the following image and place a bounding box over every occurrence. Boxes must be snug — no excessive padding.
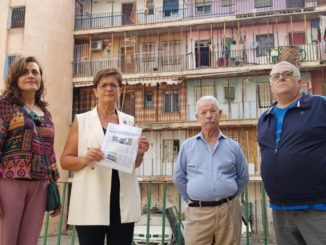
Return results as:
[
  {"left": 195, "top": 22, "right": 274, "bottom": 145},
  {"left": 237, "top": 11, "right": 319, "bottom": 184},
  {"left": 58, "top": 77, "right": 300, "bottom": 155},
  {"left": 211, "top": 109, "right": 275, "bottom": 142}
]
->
[
  {"left": 224, "top": 85, "right": 236, "bottom": 101},
  {"left": 160, "top": 40, "right": 181, "bottom": 65},
  {"left": 221, "top": 0, "right": 235, "bottom": 7},
  {"left": 143, "top": 42, "right": 155, "bottom": 62},
  {"left": 195, "top": 0, "right": 212, "bottom": 14},
  {"left": 145, "top": 0, "right": 154, "bottom": 15},
  {"left": 10, "top": 6, "right": 26, "bottom": 28},
  {"left": 144, "top": 92, "right": 154, "bottom": 109},
  {"left": 257, "top": 82, "right": 273, "bottom": 108},
  {"left": 164, "top": 90, "right": 179, "bottom": 113},
  {"left": 194, "top": 84, "right": 216, "bottom": 102},
  {"left": 163, "top": 0, "right": 179, "bottom": 17},
  {"left": 256, "top": 34, "right": 274, "bottom": 57},
  {"left": 254, "top": 0, "right": 272, "bottom": 8}
]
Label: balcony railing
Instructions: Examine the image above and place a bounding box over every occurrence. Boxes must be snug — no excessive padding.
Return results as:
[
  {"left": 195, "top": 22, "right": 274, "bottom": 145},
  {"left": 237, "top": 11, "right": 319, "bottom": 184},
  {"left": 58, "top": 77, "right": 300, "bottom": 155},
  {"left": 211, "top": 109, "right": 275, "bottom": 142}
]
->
[
  {"left": 74, "top": 0, "right": 317, "bottom": 30},
  {"left": 73, "top": 43, "right": 320, "bottom": 78}
]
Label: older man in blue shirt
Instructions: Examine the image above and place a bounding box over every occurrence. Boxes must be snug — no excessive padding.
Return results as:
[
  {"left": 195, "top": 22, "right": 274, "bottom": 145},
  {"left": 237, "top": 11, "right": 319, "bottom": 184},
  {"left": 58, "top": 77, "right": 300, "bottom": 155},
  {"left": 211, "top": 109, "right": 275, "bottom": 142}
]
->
[{"left": 173, "top": 96, "right": 249, "bottom": 245}]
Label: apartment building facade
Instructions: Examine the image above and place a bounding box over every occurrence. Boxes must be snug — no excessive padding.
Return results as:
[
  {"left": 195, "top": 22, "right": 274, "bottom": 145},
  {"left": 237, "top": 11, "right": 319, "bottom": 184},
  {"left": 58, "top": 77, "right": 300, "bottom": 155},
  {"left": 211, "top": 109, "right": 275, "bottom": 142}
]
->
[
  {"left": 71, "top": 0, "right": 326, "bottom": 237},
  {"left": 2, "top": 0, "right": 326, "bottom": 239}
]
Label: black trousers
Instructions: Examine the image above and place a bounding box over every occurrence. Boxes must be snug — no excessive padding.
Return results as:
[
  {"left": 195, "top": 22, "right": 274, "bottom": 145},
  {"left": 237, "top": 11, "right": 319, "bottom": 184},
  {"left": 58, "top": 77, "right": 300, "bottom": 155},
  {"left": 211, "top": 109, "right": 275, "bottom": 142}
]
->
[{"left": 76, "top": 170, "right": 134, "bottom": 245}]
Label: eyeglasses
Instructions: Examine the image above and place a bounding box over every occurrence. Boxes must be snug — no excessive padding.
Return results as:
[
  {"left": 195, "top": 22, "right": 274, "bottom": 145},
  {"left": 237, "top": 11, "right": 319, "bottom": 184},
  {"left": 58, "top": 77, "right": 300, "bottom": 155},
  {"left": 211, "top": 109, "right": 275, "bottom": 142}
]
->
[
  {"left": 270, "top": 71, "right": 294, "bottom": 81},
  {"left": 98, "top": 83, "right": 119, "bottom": 90}
]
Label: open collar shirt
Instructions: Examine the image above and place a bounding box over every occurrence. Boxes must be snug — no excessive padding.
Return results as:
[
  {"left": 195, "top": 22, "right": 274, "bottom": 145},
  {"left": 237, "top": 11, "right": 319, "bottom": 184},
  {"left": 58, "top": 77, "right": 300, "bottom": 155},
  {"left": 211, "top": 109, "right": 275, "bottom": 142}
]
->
[{"left": 173, "top": 131, "right": 249, "bottom": 203}]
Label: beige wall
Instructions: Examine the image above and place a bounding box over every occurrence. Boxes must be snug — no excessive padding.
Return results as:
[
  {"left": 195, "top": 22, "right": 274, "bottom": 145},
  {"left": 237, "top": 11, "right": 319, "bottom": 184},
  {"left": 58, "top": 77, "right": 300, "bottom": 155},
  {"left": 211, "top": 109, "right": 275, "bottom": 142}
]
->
[{"left": 23, "top": 0, "right": 74, "bottom": 182}]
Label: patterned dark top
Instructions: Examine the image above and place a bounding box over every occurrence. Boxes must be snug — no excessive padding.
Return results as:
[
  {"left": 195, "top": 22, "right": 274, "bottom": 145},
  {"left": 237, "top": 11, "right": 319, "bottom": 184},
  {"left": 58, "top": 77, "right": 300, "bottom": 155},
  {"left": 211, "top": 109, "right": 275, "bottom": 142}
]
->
[{"left": 0, "top": 96, "right": 59, "bottom": 180}]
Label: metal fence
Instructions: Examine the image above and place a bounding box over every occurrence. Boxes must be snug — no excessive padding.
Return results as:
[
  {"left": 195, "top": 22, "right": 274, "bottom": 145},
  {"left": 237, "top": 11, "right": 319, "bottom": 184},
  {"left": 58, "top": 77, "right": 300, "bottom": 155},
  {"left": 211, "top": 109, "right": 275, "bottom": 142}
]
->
[{"left": 41, "top": 181, "right": 273, "bottom": 245}]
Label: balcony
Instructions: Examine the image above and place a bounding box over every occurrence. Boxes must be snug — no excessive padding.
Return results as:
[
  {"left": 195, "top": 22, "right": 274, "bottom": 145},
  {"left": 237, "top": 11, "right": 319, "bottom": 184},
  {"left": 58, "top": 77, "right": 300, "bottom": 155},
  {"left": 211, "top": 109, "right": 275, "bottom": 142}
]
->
[
  {"left": 73, "top": 43, "right": 320, "bottom": 78},
  {"left": 74, "top": 0, "right": 318, "bottom": 31}
]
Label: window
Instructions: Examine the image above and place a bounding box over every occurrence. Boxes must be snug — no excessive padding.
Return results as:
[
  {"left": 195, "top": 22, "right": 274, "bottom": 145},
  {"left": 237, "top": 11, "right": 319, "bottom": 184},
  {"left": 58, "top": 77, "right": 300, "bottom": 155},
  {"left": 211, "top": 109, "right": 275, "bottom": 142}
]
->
[
  {"left": 72, "top": 86, "right": 97, "bottom": 119},
  {"left": 164, "top": 90, "right": 179, "bottom": 112},
  {"left": 7, "top": 55, "right": 17, "bottom": 67},
  {"left": 195, "top": 41, "right": 211, "bottom": 67},
  {"left": 195, "top": 85, "right": 215, "bottom": 101},
  {"left": 286, "top": 0, "right": 304, "bottom": 8},
  {"left": 160, "top": 41, "right": 181, "bottom": 65},
  {"left": 10, "top": 7, "right": 26, "bottom": 28},
  {"left": 144, "top": 92, "right": 153, "bottom": 108},
  {"left": 224, "top": 85, "right": 235, "bottom": 101},
  {"left": 195, "top": 0, "right": 211, "bottom": 14},
  {"left": 256, "top": 34, "right": 274, "bottom": 57},
  {"left": 3, "top": 55, "right": 18, "bottom": 80},
  {"left": 289, "top": 32, "right": 305, "bottom": 45},
  {"left": 163, "top": 0, "right": 178, "bottom": 17},
  {"left": 196, "top": 5, "right": 211, "bottom": 14},
  {"left": 163, "top": 139, "right": 180, "bottom": 162},
  {"left": 257, "top": 83, "right": 273, "bottom": 108},
  {"left": 255, "top": 0, "right": 272, "bottom": 8},
  {"left": 143, "top": 42, "right": 155, "bottom": 62},
  {"left": 221, "top": 0, "right": 235, "bottom": 7},
  {"left": 145, "top": 0, "right": 154, "bottom": 15}
]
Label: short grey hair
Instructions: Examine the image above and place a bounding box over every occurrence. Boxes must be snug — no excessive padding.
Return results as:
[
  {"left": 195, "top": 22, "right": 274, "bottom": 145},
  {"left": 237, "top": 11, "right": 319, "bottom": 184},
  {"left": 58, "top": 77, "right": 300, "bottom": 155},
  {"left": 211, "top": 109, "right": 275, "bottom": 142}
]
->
[
  {"left": 195, "top": 96, "right": 220, "bottom": 114},
  {"left": 269, "top": 61, "right": 301, "bottom": 83}
]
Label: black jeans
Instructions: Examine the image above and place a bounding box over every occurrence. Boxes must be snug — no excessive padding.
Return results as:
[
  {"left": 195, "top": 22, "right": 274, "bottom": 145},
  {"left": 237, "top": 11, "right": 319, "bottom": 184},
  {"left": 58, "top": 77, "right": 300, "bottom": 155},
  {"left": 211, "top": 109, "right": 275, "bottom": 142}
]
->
[{"left": 76, "top": 170, "right": 134, "bottom": 245}]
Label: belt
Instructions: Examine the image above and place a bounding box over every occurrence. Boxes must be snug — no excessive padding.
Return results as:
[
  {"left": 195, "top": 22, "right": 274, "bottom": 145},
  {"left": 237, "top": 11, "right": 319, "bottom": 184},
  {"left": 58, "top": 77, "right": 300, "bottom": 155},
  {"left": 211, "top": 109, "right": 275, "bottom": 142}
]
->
[{"left": 188, "top": 195, "right": 236, "bottom": 207}]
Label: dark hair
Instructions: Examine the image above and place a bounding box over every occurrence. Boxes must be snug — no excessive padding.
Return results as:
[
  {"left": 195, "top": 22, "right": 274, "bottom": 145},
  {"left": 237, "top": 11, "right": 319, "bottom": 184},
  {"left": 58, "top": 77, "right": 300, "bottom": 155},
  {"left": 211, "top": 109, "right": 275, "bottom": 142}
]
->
[
  {"left": 92, "top": 68, "right": 123, "bottom": 88},
  {"left": 2, "top": 56, "right": 48, "bottom": 110}
]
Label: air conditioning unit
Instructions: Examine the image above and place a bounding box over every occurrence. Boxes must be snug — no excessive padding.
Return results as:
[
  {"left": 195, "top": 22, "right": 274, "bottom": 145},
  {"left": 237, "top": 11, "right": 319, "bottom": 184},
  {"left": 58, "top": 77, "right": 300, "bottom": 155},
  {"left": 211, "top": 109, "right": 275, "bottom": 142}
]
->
[{"left": 91, "top": 41, "right": 103, "bottom": 51}]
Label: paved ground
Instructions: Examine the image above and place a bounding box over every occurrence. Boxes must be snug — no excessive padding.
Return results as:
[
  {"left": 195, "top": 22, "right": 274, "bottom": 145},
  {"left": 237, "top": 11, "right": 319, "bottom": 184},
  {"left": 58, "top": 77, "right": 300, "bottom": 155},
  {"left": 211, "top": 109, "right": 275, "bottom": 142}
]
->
[{"left": 39, "top": 234, "right": 277, "bottom": 245}]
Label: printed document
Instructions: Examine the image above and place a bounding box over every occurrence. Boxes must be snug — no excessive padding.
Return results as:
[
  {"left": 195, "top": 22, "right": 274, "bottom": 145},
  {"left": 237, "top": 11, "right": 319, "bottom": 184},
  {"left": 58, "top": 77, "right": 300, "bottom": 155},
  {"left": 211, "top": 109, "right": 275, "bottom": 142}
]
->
[{"left": 99, "top": 123, "right": 142, "bottom": 174}]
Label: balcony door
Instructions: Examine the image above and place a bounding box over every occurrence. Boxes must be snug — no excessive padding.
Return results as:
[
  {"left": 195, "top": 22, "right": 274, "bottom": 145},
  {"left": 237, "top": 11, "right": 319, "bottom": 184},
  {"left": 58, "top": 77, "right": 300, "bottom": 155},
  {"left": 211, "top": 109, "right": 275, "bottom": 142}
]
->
[
  {"left": 122, "top": 2, "right": 136, "bottom": 25},
  {"left": 120, "top": 46, "right": 135, "bottom": 73},
  {"left": 195, "top": 41, "right": 211, "bottom": 67}
]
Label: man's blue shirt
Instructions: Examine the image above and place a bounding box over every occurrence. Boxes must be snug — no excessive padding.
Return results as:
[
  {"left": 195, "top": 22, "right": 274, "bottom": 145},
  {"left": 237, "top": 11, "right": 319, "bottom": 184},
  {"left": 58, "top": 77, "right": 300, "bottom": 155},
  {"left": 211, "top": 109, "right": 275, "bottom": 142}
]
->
[{"left": 173, "top": 131, "right": 249, "bottom": 203}]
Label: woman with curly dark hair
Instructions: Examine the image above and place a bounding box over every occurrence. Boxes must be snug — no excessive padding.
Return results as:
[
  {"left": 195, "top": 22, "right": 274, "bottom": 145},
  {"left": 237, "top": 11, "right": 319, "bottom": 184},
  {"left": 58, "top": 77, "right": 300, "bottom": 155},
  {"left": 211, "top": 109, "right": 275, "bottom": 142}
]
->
[{"left": 0, "top": 56, "right": 60, "bottom": 245}]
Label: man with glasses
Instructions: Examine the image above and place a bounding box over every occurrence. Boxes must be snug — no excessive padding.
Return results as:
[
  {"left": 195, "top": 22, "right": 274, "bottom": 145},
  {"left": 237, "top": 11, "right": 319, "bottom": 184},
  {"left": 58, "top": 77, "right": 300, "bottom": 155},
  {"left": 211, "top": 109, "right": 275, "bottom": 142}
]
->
[{"left": 257, "top": 61, "right": 326, "bottom": 245}]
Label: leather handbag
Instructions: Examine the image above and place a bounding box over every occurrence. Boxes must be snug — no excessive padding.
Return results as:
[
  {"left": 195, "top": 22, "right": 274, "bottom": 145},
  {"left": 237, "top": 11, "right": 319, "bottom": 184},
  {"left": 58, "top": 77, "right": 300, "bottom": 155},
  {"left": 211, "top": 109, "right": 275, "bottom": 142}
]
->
[
  {"left": 46, "top": 180, "right": 61, "bottom": 211},
  {"left": 30, "top": 111, "right": 61, "bottom": 211}
]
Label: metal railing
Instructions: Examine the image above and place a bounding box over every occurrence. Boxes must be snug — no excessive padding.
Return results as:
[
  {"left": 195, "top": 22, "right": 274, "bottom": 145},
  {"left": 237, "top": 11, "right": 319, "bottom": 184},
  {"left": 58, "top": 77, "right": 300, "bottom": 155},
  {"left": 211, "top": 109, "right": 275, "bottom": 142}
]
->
[
  {"left": 74, "top": 0, "right": 317, "bottom": 30},
  {"left": 73, "top": 44, "right": 320, "bottom": 78},
  {"left": 41, "top": 180, "right": 273, "bottom": 244}
]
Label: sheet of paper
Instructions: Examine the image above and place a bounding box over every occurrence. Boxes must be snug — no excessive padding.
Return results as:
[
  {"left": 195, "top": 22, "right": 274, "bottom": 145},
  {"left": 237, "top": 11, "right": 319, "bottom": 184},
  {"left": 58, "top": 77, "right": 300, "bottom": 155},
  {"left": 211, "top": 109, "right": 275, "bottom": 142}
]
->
[{"left": 98, "top": 123, "right": 142, "bottom": 174}]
